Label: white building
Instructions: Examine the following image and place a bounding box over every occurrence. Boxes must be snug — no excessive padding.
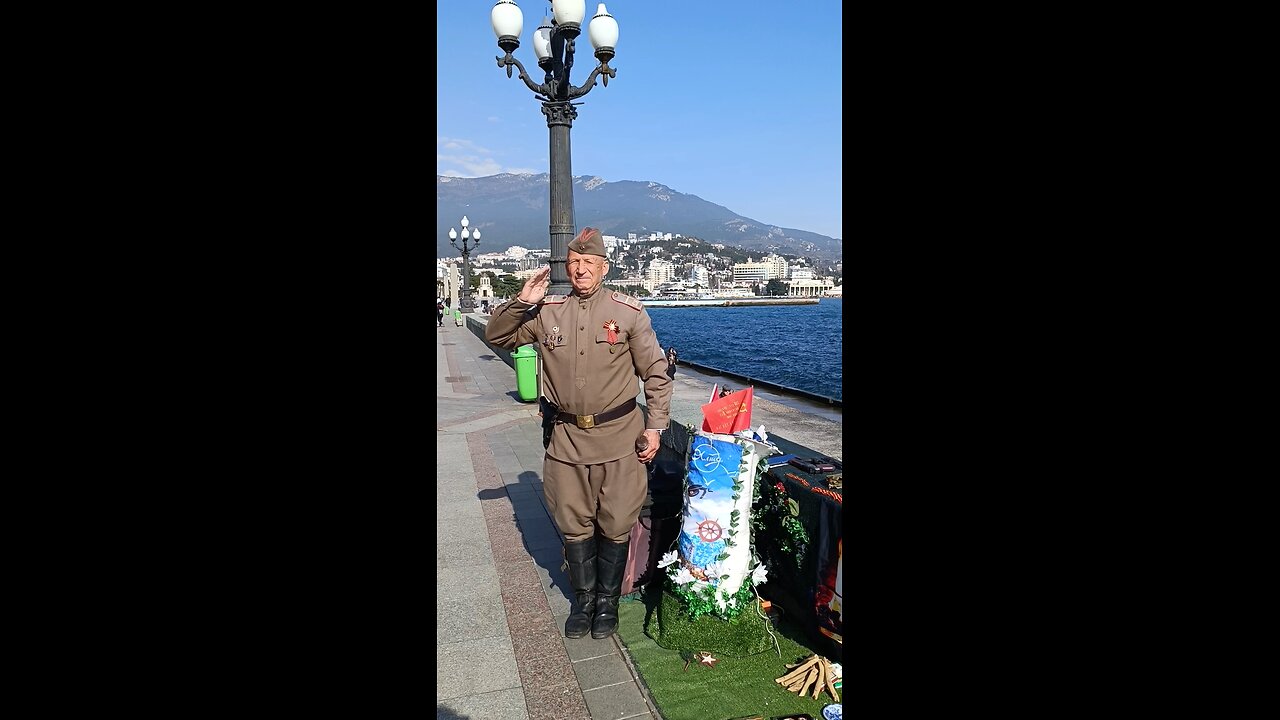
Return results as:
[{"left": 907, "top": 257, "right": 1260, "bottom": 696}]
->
[
  {"left": 646, "top": 259, "right": 677, "bottom": 290},
  {"left": 731, "top": 254, "right": 788, "bottom": 283},
  {"left": 784, "top": 277, "right": 835, "bottom": 297},
  {"left": 610, "top": 276, "right": 648, "bottom": 290},
  {"left": 512, "top": 266, "right": 548, "bottom": 279}
]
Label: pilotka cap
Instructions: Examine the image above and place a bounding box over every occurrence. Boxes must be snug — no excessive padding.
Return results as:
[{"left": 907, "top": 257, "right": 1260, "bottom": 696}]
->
[{"left": 567, "top": 227, "right": 606, "bottom": 258}]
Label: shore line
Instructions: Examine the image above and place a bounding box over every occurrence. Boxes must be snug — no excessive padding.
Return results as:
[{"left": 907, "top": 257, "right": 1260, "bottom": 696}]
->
[{"left": 642, "top": 297, "right": 820, "bottom": 308}]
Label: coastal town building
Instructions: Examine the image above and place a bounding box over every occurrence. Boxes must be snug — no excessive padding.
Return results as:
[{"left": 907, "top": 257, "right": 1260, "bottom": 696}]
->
[
  {"left": 610, "top": 277, "right": 648, "bottom": 290},
  {"left": 731, "top": 253, "right": 788, "bottom": 283},
  {"left": 512, "top": 266, "right": 548, "bottom": 279},
  {"left": 438, "top": 229, "right": 839, "bottom": 302},
  {"left": 644, "top": 259, "right": 678, "bottom": 293},
  {"left": 784, "top": 277, "right": 835, "bottom": 297}
]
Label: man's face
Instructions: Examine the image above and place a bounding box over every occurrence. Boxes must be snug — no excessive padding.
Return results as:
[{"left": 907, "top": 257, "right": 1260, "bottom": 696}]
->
[{"left": 567, "top": 250, "right": 607, "bottom": 295}]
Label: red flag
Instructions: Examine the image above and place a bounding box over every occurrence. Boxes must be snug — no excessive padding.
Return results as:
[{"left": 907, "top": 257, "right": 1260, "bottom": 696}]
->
[{"left": 700, "top": 387, "right": 754, "bottom": 434}]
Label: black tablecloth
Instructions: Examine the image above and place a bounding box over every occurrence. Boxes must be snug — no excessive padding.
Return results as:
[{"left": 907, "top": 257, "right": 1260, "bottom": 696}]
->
[{"left": 755, "top": 434, "right": 843, "bottom": 657}]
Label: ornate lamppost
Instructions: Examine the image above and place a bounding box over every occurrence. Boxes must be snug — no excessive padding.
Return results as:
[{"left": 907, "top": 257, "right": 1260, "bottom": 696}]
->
[
  {"left": 491, "top": 0, "right": 619, "bottom": 296},
  {"left": 448, "top": 215, "right": 481, "bottom": 313}
]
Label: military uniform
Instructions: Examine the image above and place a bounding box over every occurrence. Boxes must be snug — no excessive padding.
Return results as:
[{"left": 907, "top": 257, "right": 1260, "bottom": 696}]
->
[{"left": 485, "top": 227, "right": 672, "bottom": 640}]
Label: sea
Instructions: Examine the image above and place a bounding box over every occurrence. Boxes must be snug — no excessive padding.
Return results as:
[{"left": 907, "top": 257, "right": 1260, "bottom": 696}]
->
[{"left": 647, "top": 299, "right": 843, "bottom": 401}]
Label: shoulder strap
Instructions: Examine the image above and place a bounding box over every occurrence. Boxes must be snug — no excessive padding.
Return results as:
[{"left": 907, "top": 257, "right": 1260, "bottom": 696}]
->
[{"left": 610, "top": 291, "right": 643, "bottom": 312}]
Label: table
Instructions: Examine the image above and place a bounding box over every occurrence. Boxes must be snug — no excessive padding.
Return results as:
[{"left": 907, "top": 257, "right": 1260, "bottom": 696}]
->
[{"left": 754, "top": 434, "right": 843, "bottom": 658}]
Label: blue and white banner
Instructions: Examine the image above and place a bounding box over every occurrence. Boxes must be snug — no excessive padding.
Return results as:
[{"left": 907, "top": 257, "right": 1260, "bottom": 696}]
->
[{"left": 664, "top": 430, "right": 778, "bottom": 613}]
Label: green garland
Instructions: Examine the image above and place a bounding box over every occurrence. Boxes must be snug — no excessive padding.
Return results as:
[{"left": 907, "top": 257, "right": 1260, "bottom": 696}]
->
[
  {"left": 669, "top": 576, "right": 760, "bottom": 621},
  {"left": 750, "top": 460, "right": 809, "bottom": 577}
]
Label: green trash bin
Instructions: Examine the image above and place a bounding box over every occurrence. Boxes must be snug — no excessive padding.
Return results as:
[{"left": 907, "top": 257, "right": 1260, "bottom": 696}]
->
[{"left": 512, "top": 344, "right": 538, "bottom": 402}]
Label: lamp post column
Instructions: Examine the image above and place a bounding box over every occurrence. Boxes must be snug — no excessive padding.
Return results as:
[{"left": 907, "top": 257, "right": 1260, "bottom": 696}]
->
[
  {"left": 461, "top": 246, "right": 475, "bottom": 313},
  {"left": 449, "top": 219, "right": 480, "bottom": 313},
  {"left": 544, "top": 101, "right": 578, "bottom": 297}
]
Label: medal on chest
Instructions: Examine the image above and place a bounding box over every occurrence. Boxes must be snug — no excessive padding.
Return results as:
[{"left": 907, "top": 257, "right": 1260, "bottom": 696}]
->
[
  {"left": 603, "top": 319, "right": 619, "bottom": 345},
  {"left": 544, "top": 326, "right": 563, "bottom": 351}
]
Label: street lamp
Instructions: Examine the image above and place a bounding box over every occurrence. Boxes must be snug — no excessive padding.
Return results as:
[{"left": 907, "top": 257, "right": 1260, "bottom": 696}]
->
[
  {"left": 448, "top": 215, "right": 481, "bottom": 313},
  {"left": 491, "top": 0, "right": 619, "bottom": 296}
]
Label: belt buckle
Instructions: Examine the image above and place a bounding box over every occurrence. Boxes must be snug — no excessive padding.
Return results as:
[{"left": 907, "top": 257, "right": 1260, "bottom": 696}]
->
[{"left": 576, "top": 414, "right": 595, "bottom": 429}]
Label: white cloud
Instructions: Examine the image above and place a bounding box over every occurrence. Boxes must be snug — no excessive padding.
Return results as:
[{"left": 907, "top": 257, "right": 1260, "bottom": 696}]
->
[{"left": 437, "top": 136, "right": 539, "bottom": 178}]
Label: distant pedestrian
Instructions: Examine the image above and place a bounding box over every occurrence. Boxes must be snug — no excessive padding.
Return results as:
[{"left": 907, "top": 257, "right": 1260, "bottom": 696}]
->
[
  {"left": 437, "top": 300, "right": 445, "bottom": 327},
  {"left": 718, "top": 386, "right": 731, "bottom": 399},
  {"left": 453, "top": 307, "right": 463, "bottom": 327},
  {"left": 665, "top": 346, "right": 678, "bottom": 381}
]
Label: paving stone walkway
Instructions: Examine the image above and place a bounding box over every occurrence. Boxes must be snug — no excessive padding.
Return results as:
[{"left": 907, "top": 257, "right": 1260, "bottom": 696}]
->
[
  {"left": 437, "top": 311, "right": 844, "bottom": 720},
  {"left": 437, "top": 317, "right": 658, "bottom": 720}
]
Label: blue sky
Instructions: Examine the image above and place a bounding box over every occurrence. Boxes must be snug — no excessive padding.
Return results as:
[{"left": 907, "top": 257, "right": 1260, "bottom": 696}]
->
[{"left": 437, "top": 1, "right": 843, "bottom": 240}]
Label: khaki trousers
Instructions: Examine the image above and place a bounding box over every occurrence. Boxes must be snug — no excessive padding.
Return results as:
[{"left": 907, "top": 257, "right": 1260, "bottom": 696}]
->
[{"left": 543, "top": 454, "right": 648, "bottom": 543}]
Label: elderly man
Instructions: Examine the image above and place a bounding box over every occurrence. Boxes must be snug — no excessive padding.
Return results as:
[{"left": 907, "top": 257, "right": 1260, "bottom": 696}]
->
[{"left": 485, "top": 227, "right": 672, "bottom": 639}]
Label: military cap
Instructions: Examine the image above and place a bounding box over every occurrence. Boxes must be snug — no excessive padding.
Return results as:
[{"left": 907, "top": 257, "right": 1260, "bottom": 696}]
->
[{"left": 567, "top": 227, "right": 606, "bottom": 258}]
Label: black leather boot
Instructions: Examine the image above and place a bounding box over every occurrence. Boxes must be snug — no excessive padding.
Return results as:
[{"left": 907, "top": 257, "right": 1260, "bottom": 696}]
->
[
  {"left": 592, "top": 538, "right": 630, "bottom": 639},
  {"left": 563, "top": 538, "right": 598, "bottom": 639}
]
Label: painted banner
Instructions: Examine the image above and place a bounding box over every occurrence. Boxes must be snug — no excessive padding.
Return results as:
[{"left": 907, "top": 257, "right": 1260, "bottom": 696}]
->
[{"left": 667, "top": 429, "right": 778, "bottom": 613}]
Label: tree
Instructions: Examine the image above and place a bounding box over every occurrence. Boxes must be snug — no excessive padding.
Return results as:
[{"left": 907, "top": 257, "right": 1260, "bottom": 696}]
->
[
  {"left": 764, "top": 279, "right": 788, "bottom": 297},
  {"left": 492, "top": 275, "right": 525, "bottom": 299}
]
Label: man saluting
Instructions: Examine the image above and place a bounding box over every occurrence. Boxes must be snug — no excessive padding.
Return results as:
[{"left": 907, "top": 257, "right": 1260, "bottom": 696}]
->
[{"left": 485, "top": 227, "right": 673, "bottom": 640}]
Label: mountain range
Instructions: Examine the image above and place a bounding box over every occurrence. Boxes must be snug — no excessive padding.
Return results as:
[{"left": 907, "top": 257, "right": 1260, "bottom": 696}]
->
[{"left": 436, "top": 173, "right": 842, "bottom": 261}]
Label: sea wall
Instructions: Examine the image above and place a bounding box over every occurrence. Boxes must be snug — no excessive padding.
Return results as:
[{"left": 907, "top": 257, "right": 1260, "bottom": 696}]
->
[{"left": 675, "top": 358, "right": 841, "bottom": 408}]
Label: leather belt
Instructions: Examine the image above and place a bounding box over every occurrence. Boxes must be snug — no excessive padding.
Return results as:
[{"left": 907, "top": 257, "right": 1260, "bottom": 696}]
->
[{"left": 555, "top": 398, "right": 636, "bottom": 429}]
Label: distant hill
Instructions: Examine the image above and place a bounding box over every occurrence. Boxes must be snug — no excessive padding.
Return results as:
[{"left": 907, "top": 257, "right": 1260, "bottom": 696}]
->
[{"left": 436, "top": 173, "right": 841, "bottom": 260}]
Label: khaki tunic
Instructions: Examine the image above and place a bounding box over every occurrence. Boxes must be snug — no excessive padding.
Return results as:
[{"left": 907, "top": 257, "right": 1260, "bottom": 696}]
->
[
  {"left": 486, "top": 288, "right": 673, "bottom": 464},
  {"left": 486, "top": 288, "right": 673, "bottom": 541}
]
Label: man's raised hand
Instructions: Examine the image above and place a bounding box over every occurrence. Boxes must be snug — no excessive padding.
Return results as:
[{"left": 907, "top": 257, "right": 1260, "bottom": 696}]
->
[{"left": 518, "top": 266, "right": 551, "bottom": 304}]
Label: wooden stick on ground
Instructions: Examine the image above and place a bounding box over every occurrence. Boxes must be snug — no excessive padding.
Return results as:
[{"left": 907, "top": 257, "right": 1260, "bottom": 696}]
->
[
  {"left": 798, "top": 667, "right": 820, "bottom": 698},
  {"left": 811, "top": 658, "right": 827, "bottom": 700},
  {"left": 775, "top": 655, "right": 820, "bottom": 685}
]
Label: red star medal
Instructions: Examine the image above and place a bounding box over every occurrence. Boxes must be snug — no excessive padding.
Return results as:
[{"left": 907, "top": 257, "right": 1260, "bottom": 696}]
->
[
  {"left": 603, "top": 320, "right": 619, "bottom": 345},
  {"left": 697, "top": 651, "right": 719, "bottom": 668}
]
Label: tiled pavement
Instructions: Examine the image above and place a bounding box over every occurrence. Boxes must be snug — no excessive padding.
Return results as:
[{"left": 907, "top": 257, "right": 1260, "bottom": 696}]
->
[
  {"left": 437, "top": 311, "right": 844, "bottom": 720},
  {"left": 437, "top": 317, "right": 658, "bottom": 720}
]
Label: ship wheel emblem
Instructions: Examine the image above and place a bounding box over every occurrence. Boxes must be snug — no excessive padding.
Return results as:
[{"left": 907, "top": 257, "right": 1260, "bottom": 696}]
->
[{"left": 696, "top": 519, "right": 723, "bottom": 542}]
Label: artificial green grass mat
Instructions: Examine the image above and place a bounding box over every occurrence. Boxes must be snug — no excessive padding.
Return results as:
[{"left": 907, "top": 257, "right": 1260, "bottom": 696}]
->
[
  {"left": 616, "top": 598, "right": 838, "bottom": 720},
  {"left": 653, "top": 588, "right": 773, "bottom": 657}
]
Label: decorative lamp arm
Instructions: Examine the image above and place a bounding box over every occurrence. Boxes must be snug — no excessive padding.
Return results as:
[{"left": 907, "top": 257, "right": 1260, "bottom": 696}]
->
[
  {"left": 568, "top": 61, "right": 616, "bottom": 99},
  {"left": 496, "top": 53, "right": 551, "bottom": 99}
]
